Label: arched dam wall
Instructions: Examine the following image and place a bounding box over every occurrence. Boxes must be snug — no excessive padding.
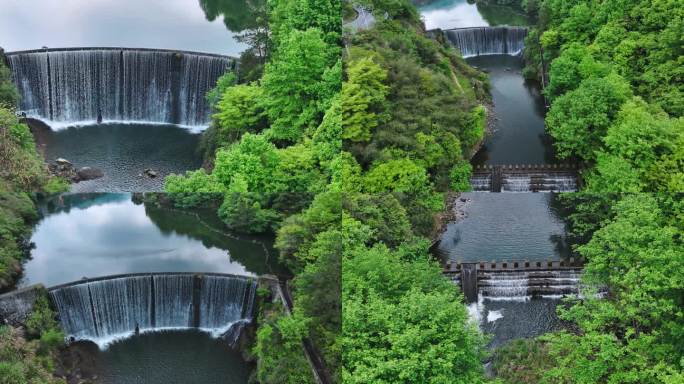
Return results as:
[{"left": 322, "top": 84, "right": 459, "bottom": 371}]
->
[
  {"left": 443, "top": 26, "right": 527, "bottom": 58},
  {"left": 5, "top": 48, "right": 236, "bottom": 128},
  {"left": 47, "top": 272, "right": 256, "bottom": 344}
]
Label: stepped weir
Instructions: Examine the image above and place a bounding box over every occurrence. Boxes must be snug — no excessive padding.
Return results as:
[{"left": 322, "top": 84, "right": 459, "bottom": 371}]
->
[
  {"left": 444, "top": 260, "right": 583, "bottom": 303},
  {"left": 471, "top": 164, "right": 579, "bottom": 192},
  {"left": 5, "top": 48, "right": 236, "bottom": 128},
  {"left": 47, "top": 272, "right": 256, "bottom": 345},
  {"left": 443, "top": 26, "right": 527, "bottom": 57}
]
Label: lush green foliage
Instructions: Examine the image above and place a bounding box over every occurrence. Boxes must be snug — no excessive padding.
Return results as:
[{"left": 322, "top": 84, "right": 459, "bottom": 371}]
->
[
  {"left": 345, "top": 12, "right": 488, "bottom": 191},
  {"left": 339, "top": 3, "right": 492, "bottom": 383},
  {"left": 341, "top": 57, "right": 389, "bottom": 142},
  {"left": 0, "top": 59, "right": 19, "bottom": 107},
  {"left": 0, "top": 291, "right": 64, "bottom": 384},
  {"left": 253, "top": 301, "right": 316, "bottom": 384},
  {"left": 342, "top": 216, "right": 486, "bottom": 383},
  {"left": 525, "top": 0, "right": 683, "bottom": 192},
  {"left": 492, "top": 339, "right": 555, "bottom": 384}
]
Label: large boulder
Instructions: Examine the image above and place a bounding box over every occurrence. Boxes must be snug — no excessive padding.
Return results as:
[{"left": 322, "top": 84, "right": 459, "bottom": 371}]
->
[{"left": 76, "top": 167, "right": 104, "bottom": 181}]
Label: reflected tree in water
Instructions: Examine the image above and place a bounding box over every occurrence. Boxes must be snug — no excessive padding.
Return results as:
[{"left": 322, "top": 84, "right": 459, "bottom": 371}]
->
[{"left": 199, "top": 0, "right": 270, "bottom": 60}]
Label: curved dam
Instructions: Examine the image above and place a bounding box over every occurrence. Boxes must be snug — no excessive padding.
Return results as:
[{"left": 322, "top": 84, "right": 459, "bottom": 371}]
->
[
  {"left": 444, "top": 26, "right": 527, "bottom": 58},
  {"left": 48, "top": 272, "right": 256, "bottom": 347},
  {"left": 5, "top": 47, "right": 236, "bottom": 129}
]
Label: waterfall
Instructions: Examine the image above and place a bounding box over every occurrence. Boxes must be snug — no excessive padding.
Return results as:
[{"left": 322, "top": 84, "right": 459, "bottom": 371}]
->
[
  {"left": 478, "top": 270, "right": 581, "bottom": 300},
  {"left": 199, "top": 275, "right": 256, "bottom": 335},
  {"left": 444, "top": 27, "right": 527, "bottom": 58},
  {"left": 480, "top": 271, "right": 530, "bottom": 299},
  {"left": 153, "top": 274, "right": 193, "bottom": 329},
  {"left": 470, "top": 174, "right": 491, "bottom": 191},
  {"left": 501, "top": 174, "right": 577, "bottom": 192},
  {"left": 6, "top": 48, "right": 234, "bottom": 129},
  {"left": 48, "top": 274, "right": 256, "bottom": 347}
]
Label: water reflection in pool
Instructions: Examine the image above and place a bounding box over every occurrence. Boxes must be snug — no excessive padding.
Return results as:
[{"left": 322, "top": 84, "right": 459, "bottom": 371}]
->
[
  {"left": 415, "top": 0, "right": 530, "bottom": 30},
  {"left": 22, "top": 193, "right": 286, "bottom": 287},
  {"left": 0, "top": 0, "right": 248, "bottom": 56},
  {"left": 437, "top": 193, "right": 569, "bottom": 263}
]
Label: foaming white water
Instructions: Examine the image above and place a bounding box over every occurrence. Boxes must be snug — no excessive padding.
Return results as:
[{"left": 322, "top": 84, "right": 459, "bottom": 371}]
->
[
  {"left": 77, "top": 321, "right": 246, "bottom": 350},
  {"left": 487, "top": 310, "right": 503, "bottom": 323},
  {"left": 483, "top": 295, "right": 532, "bottom": 302},
  {"left": 467, "top": 294, "right": 484, "bottom": 326},
  {"left": 50, "top": 275, "right": 256, "bottom": 348},
  {"left": 28, "top": 117, "right": 208, "bottom": 133}
]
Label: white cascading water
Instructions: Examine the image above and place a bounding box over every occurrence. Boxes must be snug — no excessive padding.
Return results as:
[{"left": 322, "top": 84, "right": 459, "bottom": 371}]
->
[
  {"left": 502, "top": 174, "right": 578, "bottom": 192},
  {"left": 153, "top": 274, "right": 194, "bottom": 329},
  {"left": 480, "top": 271, "right": 530, "bottom": 299},
  {"left": 6, "top": 49, "right": 233, "bottom": 129},
  {"left": 49, "top": 274, "right": 256, "bottom": 348},
  {"left": 478, "top": 270, "right": 581, "bottom": 300},
  {"left": 501, "top": 176, "right": 531, "bottom": 192},
  {"left": 445, "top": 26, "right": 527, "bottom": 58},
  {"left": 470, "top": 174, "right": 492, "bottom": 191}
]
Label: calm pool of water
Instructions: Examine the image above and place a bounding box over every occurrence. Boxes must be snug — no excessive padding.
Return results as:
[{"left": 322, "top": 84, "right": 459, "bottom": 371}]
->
[
  {"left": 437, "top": 193, "right": 569, "bottom": 263},
  {"left": 35, "top": 122, "right": 203, "bottom": 192},
  {"left": 21, "top": 193, "right": 285, "bottom": 287},
  {"left": 88, "top": 330, "right": 251, "bottom": 384},
  {"left": 468, "top": 55, "right": 556, "bottom": 165}
]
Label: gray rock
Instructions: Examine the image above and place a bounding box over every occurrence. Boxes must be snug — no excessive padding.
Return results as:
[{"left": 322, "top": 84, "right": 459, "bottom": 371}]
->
[
  {"left": 55, "top": 158, "right": 72, "bottom": 166},
  {"left": 76, "top": 167, "right": 104, "bottom": 180},
  {"left": 144, "top": 168, "right": 158, "bottom": 178}
]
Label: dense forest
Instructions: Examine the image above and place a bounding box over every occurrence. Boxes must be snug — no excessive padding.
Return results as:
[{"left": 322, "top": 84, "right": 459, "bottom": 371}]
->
[{"left": 521, "top": 0, "right": 683, "bottom": 192}]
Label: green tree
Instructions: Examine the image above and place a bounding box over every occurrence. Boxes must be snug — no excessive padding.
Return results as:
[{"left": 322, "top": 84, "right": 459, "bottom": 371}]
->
[
  {"left": 213, "top": 84, "right": 267, "bottom": 146},
  {"left": 603, "top": 98, "right": 677, "bottom": 172},
  {"left": 544, "top": 195, "right": 684, "bottom": 383},
  {"left": 341, "top": 57, "right": 389, "bottom": 142},
  {"left": 546, "top": 73, "right": 632, "bottom": 161},
  {"left": 343, "top": 244, "right": 486, "bottom": 384},
  {"left": 544, "top": 43, "right": 608, "bottom": 101},
  {"left": 0, "top": 60, "right": 19, "bottom": 106},
  {"left": 262, "top": 28, "right": 341, "bottom": 143},
  {"left": 213, "top": 133, "right": 280, "bottom": 193}
]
